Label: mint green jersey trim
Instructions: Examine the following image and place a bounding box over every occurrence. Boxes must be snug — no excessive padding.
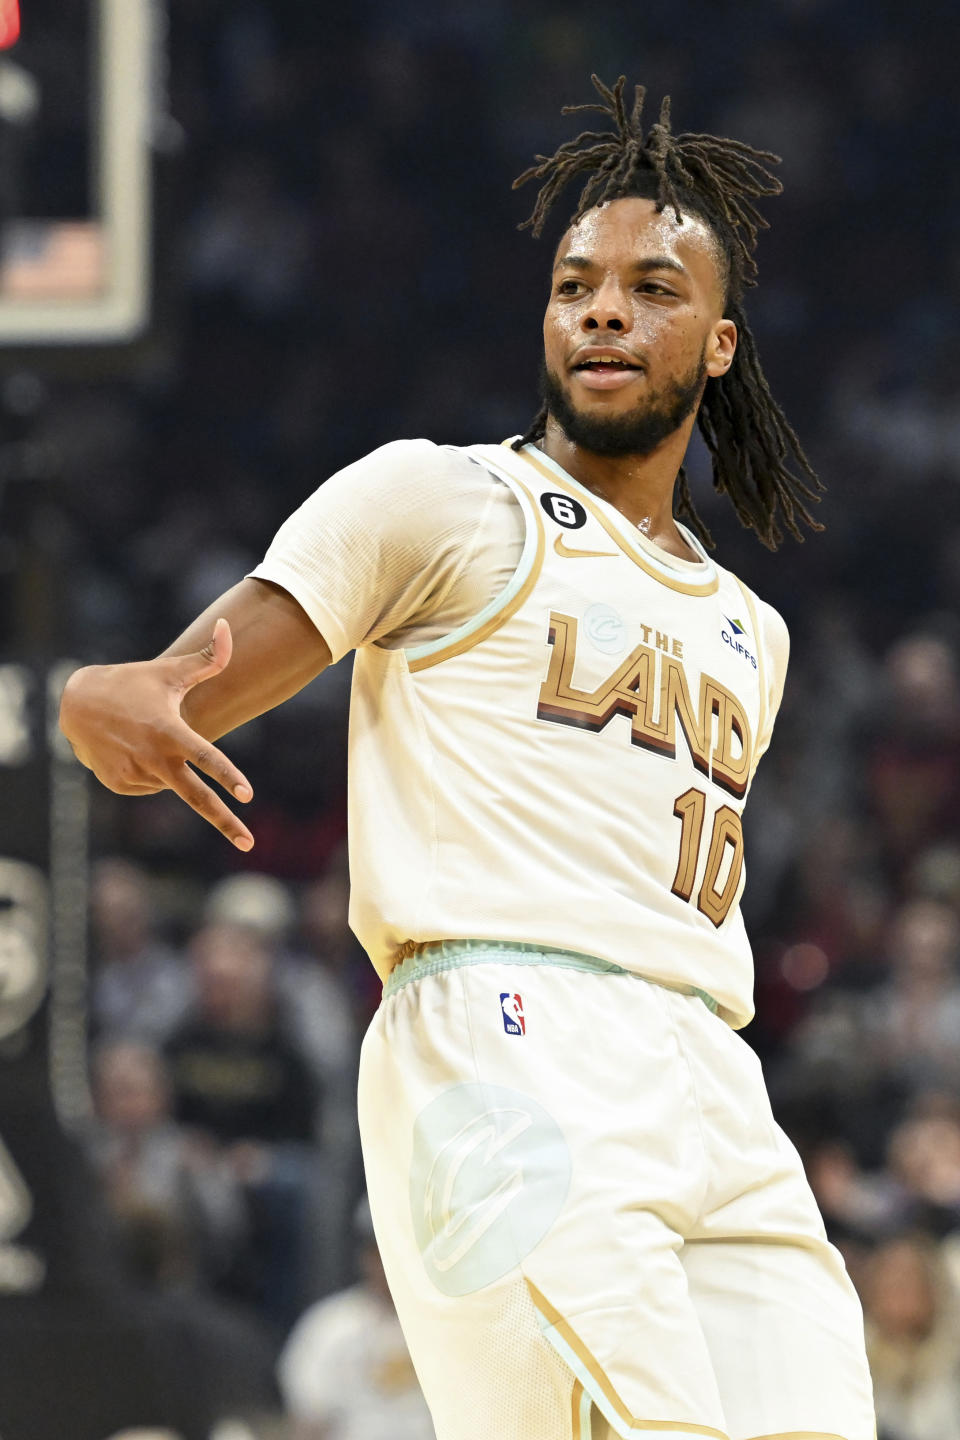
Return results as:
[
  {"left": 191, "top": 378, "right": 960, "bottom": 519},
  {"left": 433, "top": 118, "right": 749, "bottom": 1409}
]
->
[
  {"left": 384, "top": 940, "right": 629, "bottom": 996},
  {"left": 404, "top": 453, "right": 538, "bottom": 663},
  {"left": 383, "top": 938, "right": 719, "bottom": 1014},
  {"left": 580, "top": 1384, "right": 594, "bottom": 1440}
]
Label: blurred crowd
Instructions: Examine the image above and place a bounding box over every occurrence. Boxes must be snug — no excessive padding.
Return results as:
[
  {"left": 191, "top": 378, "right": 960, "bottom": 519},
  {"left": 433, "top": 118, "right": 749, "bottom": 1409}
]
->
[
  {"left": 81, "top": 853, "right": 428, "bottom": 1439},
  {"left": 3, "top": 0, "right": 960, "bottom": 1436}
]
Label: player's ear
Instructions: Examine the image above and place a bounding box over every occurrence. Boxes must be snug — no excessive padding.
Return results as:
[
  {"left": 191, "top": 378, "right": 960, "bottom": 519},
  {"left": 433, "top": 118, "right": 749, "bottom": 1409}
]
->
[{"left": 705, "top": 317, "right": 737, "bottom": 379}]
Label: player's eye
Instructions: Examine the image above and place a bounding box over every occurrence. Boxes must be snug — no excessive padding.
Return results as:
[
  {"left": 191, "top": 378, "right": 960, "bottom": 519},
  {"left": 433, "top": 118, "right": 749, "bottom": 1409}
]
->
[
  {"left": 639, "top": 282, "right": 674, "bottom": 296},
  {"left": 556, "top": 279, "right": 585, "bottom": 296}
]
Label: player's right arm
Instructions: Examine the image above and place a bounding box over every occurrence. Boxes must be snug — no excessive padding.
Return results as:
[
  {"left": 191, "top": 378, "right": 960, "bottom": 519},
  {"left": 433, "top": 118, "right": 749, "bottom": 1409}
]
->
[
  {"left": 60, "top": 437, "right": 518, "bottom": 852},
  {"left": 58, "top": 575, "right": 331, "bottom": 852}
]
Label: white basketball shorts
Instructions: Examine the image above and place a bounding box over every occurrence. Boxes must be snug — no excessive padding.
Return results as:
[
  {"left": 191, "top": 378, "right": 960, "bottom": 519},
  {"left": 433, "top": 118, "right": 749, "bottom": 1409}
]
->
[{"left": 358, "top": 940, "right": 876, "bottom": 1440}]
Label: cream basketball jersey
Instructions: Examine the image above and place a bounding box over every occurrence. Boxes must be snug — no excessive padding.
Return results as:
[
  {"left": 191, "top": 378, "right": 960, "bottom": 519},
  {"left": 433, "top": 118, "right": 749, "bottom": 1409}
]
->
[{"left": 348, "top": 441, "right": 789, "bottom": 1028}]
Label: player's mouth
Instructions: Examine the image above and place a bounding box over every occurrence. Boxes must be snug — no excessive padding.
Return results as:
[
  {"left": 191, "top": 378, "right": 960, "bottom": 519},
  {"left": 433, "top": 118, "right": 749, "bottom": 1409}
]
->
[{"left": 570, "top": 347, "right": 645, "bottom": 391}]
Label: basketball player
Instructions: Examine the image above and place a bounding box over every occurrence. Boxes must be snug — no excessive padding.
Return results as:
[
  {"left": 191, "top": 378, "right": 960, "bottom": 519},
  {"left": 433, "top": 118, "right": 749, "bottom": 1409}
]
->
[{"left": 60, "top": 78, "right": 876, "bottom": 1440}]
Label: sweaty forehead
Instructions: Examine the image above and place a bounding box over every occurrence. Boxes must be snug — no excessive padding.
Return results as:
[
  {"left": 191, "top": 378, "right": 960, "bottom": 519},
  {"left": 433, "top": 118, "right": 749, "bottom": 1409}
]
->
[{"left": 555, "top": 196, "right": 726, "bottom": 302}]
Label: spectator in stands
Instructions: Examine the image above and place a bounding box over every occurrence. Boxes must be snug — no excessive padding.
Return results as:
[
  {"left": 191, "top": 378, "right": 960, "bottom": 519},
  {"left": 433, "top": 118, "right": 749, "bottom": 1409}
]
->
[
  {"left": 299, "top": 851, "right": 380, "bottom": 1031},
  {"left": 90, "top": 858, "right": 191, "bottom": 1041},
  {"left": 86, "top": 1037, "right": 246, "bottom": 1289},
  {"left": 278, "top": 1198, "right": 435, "bottom": 1440},
  {"left": 773, "top": 900, "right": 960, "bottom": 1163},
  {"left": 205, "top": 872, "right": 358, "bottom": 1132},
  {"left": 205, "top": 872, "right": 361, "bottom": 1295},
  {"left": 862, "top": 1234, "right": 960, "bottom": 1440},
  {"left": 105, "top": 1432, "right": 183, "bottom": 1439},
  {"left": 805, "top": 1138, "right": 907, "bottom": 1246},
  {"left": 907, "top": 841, "right": 960, "bottom": 914},
  {"left": 163, "top": 921, "right": 321, "bottom": 1328},
  {"left": 865, "top": 899, "right": 960, "bottom": 1097},
  {"left": 865, "top": 634, "right": 960, "bottom": 876},
  {"left": 164, "top": 921, "right": 318, "bottom": 1147},
  {"left": 886, "top": 1100, "right": 960, "bottom": 1237}
]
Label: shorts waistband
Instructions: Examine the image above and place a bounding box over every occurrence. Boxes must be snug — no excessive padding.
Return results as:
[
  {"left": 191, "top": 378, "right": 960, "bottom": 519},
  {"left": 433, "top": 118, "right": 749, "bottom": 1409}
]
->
[{"left": 383, "top": 938, "right": 719, "bottom": 1013}]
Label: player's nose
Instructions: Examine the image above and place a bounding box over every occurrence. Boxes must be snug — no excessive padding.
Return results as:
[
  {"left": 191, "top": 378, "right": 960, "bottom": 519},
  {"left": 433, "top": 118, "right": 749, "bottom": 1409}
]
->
[{"left": 581, "top": 279, "right": 632, "bottom": 333}]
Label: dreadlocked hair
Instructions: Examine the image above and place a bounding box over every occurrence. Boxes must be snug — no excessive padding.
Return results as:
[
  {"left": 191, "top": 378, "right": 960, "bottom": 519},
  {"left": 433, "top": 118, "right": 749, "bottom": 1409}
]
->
[{"left": 511, "top": 74, "right": 823, "bottom": 551}]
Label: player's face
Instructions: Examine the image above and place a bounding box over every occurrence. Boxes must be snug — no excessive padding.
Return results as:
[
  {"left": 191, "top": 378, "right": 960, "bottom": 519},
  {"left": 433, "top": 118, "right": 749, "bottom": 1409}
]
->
[{"left": 541, "top": 197, "right": 736, "bottom": 457}]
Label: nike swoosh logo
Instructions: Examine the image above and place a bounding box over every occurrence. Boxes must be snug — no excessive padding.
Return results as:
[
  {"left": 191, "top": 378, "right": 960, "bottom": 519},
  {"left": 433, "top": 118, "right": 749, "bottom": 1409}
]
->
[{"left": 553, "top": 535, "right": 617, "bottom": 560}]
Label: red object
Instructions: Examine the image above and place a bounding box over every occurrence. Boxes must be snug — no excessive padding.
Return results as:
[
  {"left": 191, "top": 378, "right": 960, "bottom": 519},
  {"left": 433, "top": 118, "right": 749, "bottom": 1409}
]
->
[{"left": 0, "top": 0, "right": 19, "bottom": 49}]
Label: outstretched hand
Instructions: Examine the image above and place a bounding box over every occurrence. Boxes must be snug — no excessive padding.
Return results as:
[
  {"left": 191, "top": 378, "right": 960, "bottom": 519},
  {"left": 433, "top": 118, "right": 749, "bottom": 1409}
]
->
[{"left": 59, "top": 617, "right": 255, "bottom": 850}]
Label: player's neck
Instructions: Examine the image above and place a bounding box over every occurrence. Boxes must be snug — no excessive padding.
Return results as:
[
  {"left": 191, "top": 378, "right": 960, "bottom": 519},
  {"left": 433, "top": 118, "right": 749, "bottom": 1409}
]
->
[{"left": 539, "top": 415, "right": 699, "bottom": 561}]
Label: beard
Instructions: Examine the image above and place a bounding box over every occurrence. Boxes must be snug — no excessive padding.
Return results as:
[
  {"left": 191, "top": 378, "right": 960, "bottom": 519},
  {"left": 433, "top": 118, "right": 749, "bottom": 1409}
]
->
[{"left": 540, "top": 348, "right": 707, "bottom": 458}]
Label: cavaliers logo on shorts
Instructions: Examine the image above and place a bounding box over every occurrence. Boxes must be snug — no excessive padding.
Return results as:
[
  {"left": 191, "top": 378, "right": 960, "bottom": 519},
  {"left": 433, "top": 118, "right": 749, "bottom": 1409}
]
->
[{"left": 409, "top": 1083, "right": 571, "bottom": 1296}]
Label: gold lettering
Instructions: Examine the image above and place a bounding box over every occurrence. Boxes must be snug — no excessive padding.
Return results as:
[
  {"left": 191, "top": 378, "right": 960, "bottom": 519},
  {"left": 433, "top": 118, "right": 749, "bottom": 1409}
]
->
[
  {"left": 538, "top": 612, "right": 753, "bottom": 790},
  {"left": 656, "top": 631, "right": 669, "bottom": 653},
  {"left": 640, "top": 624, "right": 652, "bottom": 644},
  {"left": 538, "top": 614, "right": 652, "bottom": 732},
  {"left": 671, "top": 788, "right": 706, "bottom": 901},
  {"left": 672, "top": 638, "right": 684, "bottom": 659},
  {"left": 630, "top": 656, "right": 709, "bottom": 777},
  {"left": 698, "top": 806, "right": 745, "bottom": 926},
  {"left": 707, "top": 684, "right": 751, "bottom": 799}
]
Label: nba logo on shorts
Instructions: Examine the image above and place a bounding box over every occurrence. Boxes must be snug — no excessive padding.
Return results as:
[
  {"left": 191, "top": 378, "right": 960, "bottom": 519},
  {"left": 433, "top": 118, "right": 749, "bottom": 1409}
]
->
[{"left": 500, "top": 993, "right": 525, "bottom": 1035}]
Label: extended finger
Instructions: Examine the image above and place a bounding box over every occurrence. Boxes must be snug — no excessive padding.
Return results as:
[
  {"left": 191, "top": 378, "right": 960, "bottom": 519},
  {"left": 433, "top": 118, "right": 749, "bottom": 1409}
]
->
[
  {"left": 169, "top": 721, "right": 253, "bottom": 803},
  {"left": 166, "top": 762, "right": 254, "bottom": 851}
]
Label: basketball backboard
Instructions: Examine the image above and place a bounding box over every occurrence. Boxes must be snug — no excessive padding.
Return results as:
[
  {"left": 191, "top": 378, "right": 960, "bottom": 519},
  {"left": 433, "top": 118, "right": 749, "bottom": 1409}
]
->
[{"left": 0, "top": 0, "right": 152, "bottom": 347}]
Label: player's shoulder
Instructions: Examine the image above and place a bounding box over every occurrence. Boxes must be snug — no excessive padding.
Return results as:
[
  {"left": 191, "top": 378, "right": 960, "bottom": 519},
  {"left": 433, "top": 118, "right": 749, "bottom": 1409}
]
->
[
  {"left": 348, "top": 436, "right": 489, "bottom": 482},
  {"left": 298, "top": 438, "right": 514, "bottom": 566},
  {"left": 751, "top": 589, "right": 789, "bottom": 662},
  {"left": 322, "top": 437, "right": 500, "bottom": 511},
  {"left": 357, "top": 436, "right": 443, "bottom": 467},
  {"left": 715, "top": 560, "right": 789, "bottom": 665}
]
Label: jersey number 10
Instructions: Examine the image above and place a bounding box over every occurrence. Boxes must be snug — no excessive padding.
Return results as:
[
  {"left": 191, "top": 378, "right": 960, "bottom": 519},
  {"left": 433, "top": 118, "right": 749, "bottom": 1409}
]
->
[{"left": 671, "top": 787, "right": 745, "bottom": 928}]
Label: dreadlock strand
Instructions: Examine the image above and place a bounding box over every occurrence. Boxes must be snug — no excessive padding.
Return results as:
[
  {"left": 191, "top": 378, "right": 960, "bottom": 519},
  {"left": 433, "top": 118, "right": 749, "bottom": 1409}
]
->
[
  {"left": 641, "top": 95, "right": 682, "bottom": 219},
  {"left": 698, "top": 307, "right": 824, "bottom": 548},
  {"left": 629, "top": 82, "right": 648, "bottom": 132},
  {"left": 700, "top": 379, "right": 774, "bottom": 542},
  {"left": 620, "top": 141, "right": 647, "bottom": 197},
  {"left": 516, "top": 145, "right": 616, "bottom": 236},
  {"left": 608, "top": 138, "right": 643, "bottom": 196},
  {"left": 600, "top": 73, "right": 629, "bottom": 135},
  {"left": 575, "top": 150, "right": 626, "bottom": 220},
  {"left": 676, "top": 138, "right": 783, "bottom": 206},
  {"left": 732, "top": 313, "right": 823, "bottom": 505},
  {"left": 614, "top": 74, "right": 632, "bottom": 135},
  {"left": 513, "top": 403, "right": 548, "bottom": 452},
  {"left": 645, "top": 93, "right": 673, "bottom": 160},
  {"left": 678, "top": 131, "right": 783, "bottom": 170},
  {"left": 674, "top": 464, "right": 716, "bottom": 551}
]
